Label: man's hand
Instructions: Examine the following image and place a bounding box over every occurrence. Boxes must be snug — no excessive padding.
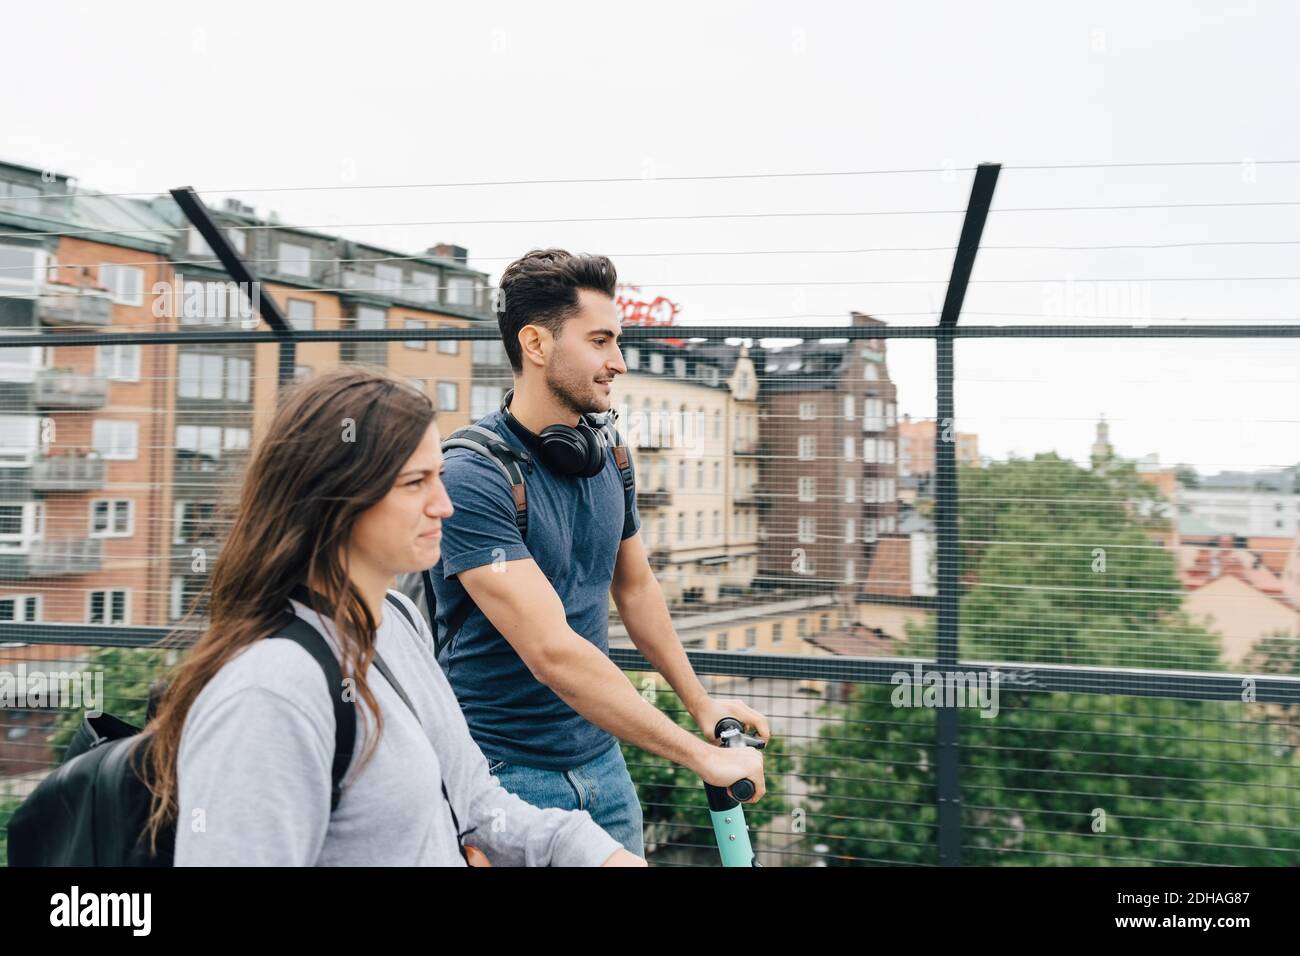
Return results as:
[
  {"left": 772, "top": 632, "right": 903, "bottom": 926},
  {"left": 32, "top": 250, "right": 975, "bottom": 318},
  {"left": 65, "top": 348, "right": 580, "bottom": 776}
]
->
[
  {"left": 690, "top": 697, "right": 772, "bottom": 746},
  {"left": 601, "top": 848, "right": 648, "bottom": 867},
  {"left": 695, "top": 745, "right": 766, "bottom": 803}
]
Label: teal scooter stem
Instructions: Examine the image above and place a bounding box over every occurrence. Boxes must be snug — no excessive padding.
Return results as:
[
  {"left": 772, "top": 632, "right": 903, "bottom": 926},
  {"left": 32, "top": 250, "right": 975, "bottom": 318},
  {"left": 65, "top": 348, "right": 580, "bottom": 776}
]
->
[{"left": 705, "top": 716, "right": 766, "bottom": 867}]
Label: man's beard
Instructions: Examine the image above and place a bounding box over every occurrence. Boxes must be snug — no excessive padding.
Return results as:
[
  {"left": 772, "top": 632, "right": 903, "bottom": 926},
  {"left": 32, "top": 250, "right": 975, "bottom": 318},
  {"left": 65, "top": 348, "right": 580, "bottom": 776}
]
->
[{"left": 545, "top": 362, "right": 604, "bottom": 418}]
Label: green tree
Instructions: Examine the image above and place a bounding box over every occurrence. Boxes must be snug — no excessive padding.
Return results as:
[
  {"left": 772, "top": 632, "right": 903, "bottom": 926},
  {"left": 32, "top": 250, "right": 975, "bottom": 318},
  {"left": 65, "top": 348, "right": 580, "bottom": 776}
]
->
[{"left": 801, "top": 455, "right": 1299, "bottom": 865}]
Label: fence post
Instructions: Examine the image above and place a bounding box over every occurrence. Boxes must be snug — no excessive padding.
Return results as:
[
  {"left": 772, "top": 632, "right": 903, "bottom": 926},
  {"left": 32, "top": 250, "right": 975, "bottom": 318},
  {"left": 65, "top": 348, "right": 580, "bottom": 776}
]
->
[
  {"left": 934, "top": 162, "right": 1000, "bottom": 865},
  {"left": 169, "top": 187, "right": 297, "bottom": 386}
]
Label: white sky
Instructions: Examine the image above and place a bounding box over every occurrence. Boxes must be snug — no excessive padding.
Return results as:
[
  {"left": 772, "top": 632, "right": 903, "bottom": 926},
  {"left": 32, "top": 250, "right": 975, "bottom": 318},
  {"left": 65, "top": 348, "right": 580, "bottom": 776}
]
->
[{"left": 3, "top": 0, "right": 1298, "bottom": 474}]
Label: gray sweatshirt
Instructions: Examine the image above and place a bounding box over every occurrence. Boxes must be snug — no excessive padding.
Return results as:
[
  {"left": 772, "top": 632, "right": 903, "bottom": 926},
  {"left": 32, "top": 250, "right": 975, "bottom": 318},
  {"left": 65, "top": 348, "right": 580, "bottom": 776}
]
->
[{"left": 174, "top": 589, "right": 623, "bottom": 866}]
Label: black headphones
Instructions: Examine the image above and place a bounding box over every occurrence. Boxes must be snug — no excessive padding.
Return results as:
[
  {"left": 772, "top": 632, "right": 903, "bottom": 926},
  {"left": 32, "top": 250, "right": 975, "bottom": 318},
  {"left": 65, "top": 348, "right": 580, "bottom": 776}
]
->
[{"left": 499, "top": 387, "right": 612, "bottom": 478}]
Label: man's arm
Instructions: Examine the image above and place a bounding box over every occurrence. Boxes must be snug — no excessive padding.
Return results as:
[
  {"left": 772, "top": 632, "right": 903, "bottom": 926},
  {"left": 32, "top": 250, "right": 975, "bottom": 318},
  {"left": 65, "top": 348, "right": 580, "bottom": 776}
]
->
[
  {"left": 457, "top": 556, "right": 764, "bottom": 795},
  {"left": 610, "top": 531, "right": 771, "bottom": 743}
]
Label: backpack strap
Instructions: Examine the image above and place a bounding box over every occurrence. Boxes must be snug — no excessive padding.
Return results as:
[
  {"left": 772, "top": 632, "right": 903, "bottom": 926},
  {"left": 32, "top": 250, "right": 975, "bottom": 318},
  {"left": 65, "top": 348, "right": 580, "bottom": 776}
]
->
[
  {"left": 378, "top": 592, "right": 474, "bottom": 862},
  {"left": 442, "top": 425, "right": 531, "bottom": 540},
  {"left": 267, "top": 614, "right": 354, "bottom": 813},
  {"left": 420, "top": 417, "right": 637, "bottom": 662},
  {"left": 597, "top": 416, "right": 637, "bottom": 537}
]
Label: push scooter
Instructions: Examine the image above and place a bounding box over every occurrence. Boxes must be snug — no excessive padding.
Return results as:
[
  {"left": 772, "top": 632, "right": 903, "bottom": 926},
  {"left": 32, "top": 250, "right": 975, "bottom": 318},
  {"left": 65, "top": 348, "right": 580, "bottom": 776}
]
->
[{"left": 705, "top": 716, "right": 766, "bottom": 866}]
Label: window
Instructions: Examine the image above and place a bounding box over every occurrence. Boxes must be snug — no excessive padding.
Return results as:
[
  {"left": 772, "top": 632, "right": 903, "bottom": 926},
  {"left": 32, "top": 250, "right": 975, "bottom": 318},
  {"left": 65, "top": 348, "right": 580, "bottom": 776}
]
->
[
  {"left": 436, "top": 382, "right": 459, "bottom": 411},
  {"left": 695, "top": 511, "right": 703, "bottom": 540},
  {"left": 713, "top": 510, "right": 721, "bottom": 536},
  {"left": 403, "top": 318, "right": 427, "bottom": 350},
  {"left": 863, "top": 438, "right": 878, "bottom": 464},
  {"left": 177, "top": 353, "right": 226, "bottom": 400},
  {"left": 677, "top": 459, "right": 686, "bottom": 489},
  {"left": 174, "top": 501, "right": 217, "bottom": 544},
  {"left": 93, "top": 420, "right": 138, "bottom": 460},
  {"left": 863, "top": 363, "right": 879, "bottom": 381},
  {"left": 713, "top": 409, "right": 721, "bottom": 439},
  {"left": 695, "top": 461, "right": 704, "bottom": 488},
  {"left": 0, "top": 503, "right": 43, "bottom": 549},
  {"left": 355, "top": 306, "right": 385, "bottom": 330},
  {"left": 798, "top": 517, "right": 816, "bottom": 543},
  {"left": 0, "top": 417, "right": 40, "bottom": 463},
  {"left": 287, "top": 299, "right": 315, "bottom": 332},
  {"left": 864, "top": 398, "right": 884, "bottom": 432},
  {"left": 674, "top": 357, "right": 687, "bottom": 378},
  {"left": 798, "top": 477, "right": 816, "bottom": 502},
  {"left": 176, "top": 280, "right": 250, "bottom": 326},
  {"left": 227, "top": 228, "right": 247, "bottom": 255},
  {"left": 766, "top": 624, "right": 778, "bottom": 647},
  {"left": 844, "top": 436, "right": 855, "bottom": 460},
  {"left": 176, "top": 425, "right": 222, "bottom": 463},
  {"left": 885, "top": 402, "right": 897, "bottom": 427},
  {"left": 819, "top": 613, "right": 830, "bottom": 633},
  {"left": 844, "top": 477, "right": 855, "bottom": 503},
  {"left": 676, "top": 512, "right": 685, "bottom": 542},
  {"left": 90, "top": 499, "right": 133, "bottom": 537},
  {"left": 845, "top": 559, "right": 856, "bottom": 584},
  {"left": 798, "top": 435, "right": 816, "bottom": 461},
  {"left": 406, "top": 378, "right": 425, "bottom": 394},
  {"left": 883, "top": 439, "right": 896, "bottom": 465},
  {"left": 0, "top": 244, "right": 44, "bottom": 291},
  {"left": 845, "top": 518, "right": 855, "bottom": 543},
  {"left": 446, "top": 276, "right": 475, "bottom": 306},
  {"left": 799, "top": 401, "right": 817, "bottom": 421},
  {"left": 409, "top": 271, "right": 439, "bottom": 305},
  {"left": 223, "top": 427, "right": 250, "bottom": 452},
  {"left": 277, "top": 241, "right": 312, "bottom": 277},
  {"left": 844, "top": 396, "right": 855, "bottom": 419},
  {"left": 470, "top": 385, "right": 505, "bottom": 419},
  {"left": 0, "top": 595, "right": 40, "bottom": 623},
  {"left": 374, "top": 263, "right": 403, "bottom": 293},
  {"left": 472, "top": 339, "right": 507, "bottom": 365},
  {"left": 100, "top": 264, "right": 144, "bottom": 306},
  {"left": 717, "top": 633, "right": 729, "bottom": 651},
  {"left": 649, "top": 353, "right": 664, "bottom": 374},
  {"left": 437, "top": 325, "right": 459, "bottom": 355},
  {"left": 625, "top": 347, "right": 639, "bottom": 369},
  {"left": 713, "top": 461, "right": 720, "bottom": 488},
  {"left": 187, "top": 228, "right": 213, "bottom": 256},
  {"left": 797, "top": 618, "right": 807, "bottom": 639},
  {"left": 227, "top": 357, "right": 250, "bottom": 402},
  {"left": 88, "top": 589, "right": 129, "bottom": 626},
  {"left": 96, "top": 343, "right": 140, "bottom": 381}
]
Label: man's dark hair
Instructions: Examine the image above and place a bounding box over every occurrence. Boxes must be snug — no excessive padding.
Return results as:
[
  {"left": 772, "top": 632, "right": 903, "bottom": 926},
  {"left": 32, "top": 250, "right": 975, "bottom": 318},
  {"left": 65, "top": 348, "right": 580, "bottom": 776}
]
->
[{"left": 496, "top": 249, "right": 618, "bottom": 373}]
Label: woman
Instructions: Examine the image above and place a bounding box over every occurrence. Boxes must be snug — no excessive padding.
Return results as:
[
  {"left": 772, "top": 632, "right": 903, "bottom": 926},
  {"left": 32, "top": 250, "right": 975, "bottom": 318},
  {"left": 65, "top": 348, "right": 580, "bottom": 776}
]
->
[{"left": 143, "top": 366, "right": 643, "bottom": 866}]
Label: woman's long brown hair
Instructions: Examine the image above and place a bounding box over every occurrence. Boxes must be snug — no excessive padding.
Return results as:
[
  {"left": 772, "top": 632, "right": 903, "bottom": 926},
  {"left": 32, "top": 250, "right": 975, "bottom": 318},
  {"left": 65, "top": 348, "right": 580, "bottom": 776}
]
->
[{"left": 142, "top": 366, "right": 436, "bottom": 852}]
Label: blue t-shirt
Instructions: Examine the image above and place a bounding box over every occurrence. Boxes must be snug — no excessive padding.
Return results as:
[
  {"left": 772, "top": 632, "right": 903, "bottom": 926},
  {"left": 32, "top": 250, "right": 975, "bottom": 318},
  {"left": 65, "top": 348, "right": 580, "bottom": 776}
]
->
[{"left": 431, "top": 409, "right": 640, "bottom": 770}]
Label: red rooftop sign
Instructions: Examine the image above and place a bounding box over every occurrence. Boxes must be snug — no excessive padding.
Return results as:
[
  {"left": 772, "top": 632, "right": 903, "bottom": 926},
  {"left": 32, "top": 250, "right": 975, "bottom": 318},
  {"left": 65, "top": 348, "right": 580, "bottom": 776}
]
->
[{"left": 616, "top": 284, "right": 685, "bottom": 346}]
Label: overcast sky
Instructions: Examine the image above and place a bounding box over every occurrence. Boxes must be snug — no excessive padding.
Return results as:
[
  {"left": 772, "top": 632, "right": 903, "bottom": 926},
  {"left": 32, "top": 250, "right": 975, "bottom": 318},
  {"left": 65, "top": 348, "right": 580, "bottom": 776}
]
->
[{"left": 4, "top": 0, "right": 1298, "bottom": 473}]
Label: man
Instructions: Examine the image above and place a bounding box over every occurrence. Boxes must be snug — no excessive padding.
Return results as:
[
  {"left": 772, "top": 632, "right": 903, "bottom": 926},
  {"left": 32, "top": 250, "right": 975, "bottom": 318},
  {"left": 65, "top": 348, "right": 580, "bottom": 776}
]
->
[{"left": 410, "top": 249, "right": 768, "bottom": 857}]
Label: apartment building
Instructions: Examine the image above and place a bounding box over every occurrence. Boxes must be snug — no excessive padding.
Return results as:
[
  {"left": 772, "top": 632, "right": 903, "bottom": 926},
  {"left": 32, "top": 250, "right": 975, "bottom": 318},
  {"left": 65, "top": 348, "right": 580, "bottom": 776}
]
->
[{"left": 0, "top": 157, "right": 494, "bottom": 632}]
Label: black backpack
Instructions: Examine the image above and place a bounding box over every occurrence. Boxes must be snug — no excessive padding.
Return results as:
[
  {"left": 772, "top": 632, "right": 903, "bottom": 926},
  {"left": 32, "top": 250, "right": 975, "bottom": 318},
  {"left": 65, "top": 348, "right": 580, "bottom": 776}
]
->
[
  {"left": 403, "top": 419, "right": 636, "bottom": 660},
  {"left": 6, "top": 591, "right": 464, "bottom": 866}
]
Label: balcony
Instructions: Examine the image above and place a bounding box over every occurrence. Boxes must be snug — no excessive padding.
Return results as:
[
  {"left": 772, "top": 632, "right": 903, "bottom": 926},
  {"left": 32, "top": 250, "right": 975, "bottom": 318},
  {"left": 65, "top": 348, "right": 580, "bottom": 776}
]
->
[
  {"left": 636, "top": 488, "right": 672, "bottom": 510},
  {"left": 0, "top": 537, "right": 103, "bottom": 578},
  {"left": 732, "top": 436, "right": 760, "bottom": 454},
  {"left": 37, "top": 287, "right": 114, "bottom": 327},
  {"left": 30, "top": 452, "right": 106, "bottom": 491},
  {"left": 33, "top": 369, "right": 108, "bottom": 408},
  {"left": 734, "top": 441, "right": 768, "bottom": 458}
]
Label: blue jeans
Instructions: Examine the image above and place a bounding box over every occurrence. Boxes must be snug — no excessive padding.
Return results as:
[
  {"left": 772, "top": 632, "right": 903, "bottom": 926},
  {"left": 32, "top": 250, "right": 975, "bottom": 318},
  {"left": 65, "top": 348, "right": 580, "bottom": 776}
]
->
[{"left": 488, "top": 742, "right": 645, "bottom": 859}]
